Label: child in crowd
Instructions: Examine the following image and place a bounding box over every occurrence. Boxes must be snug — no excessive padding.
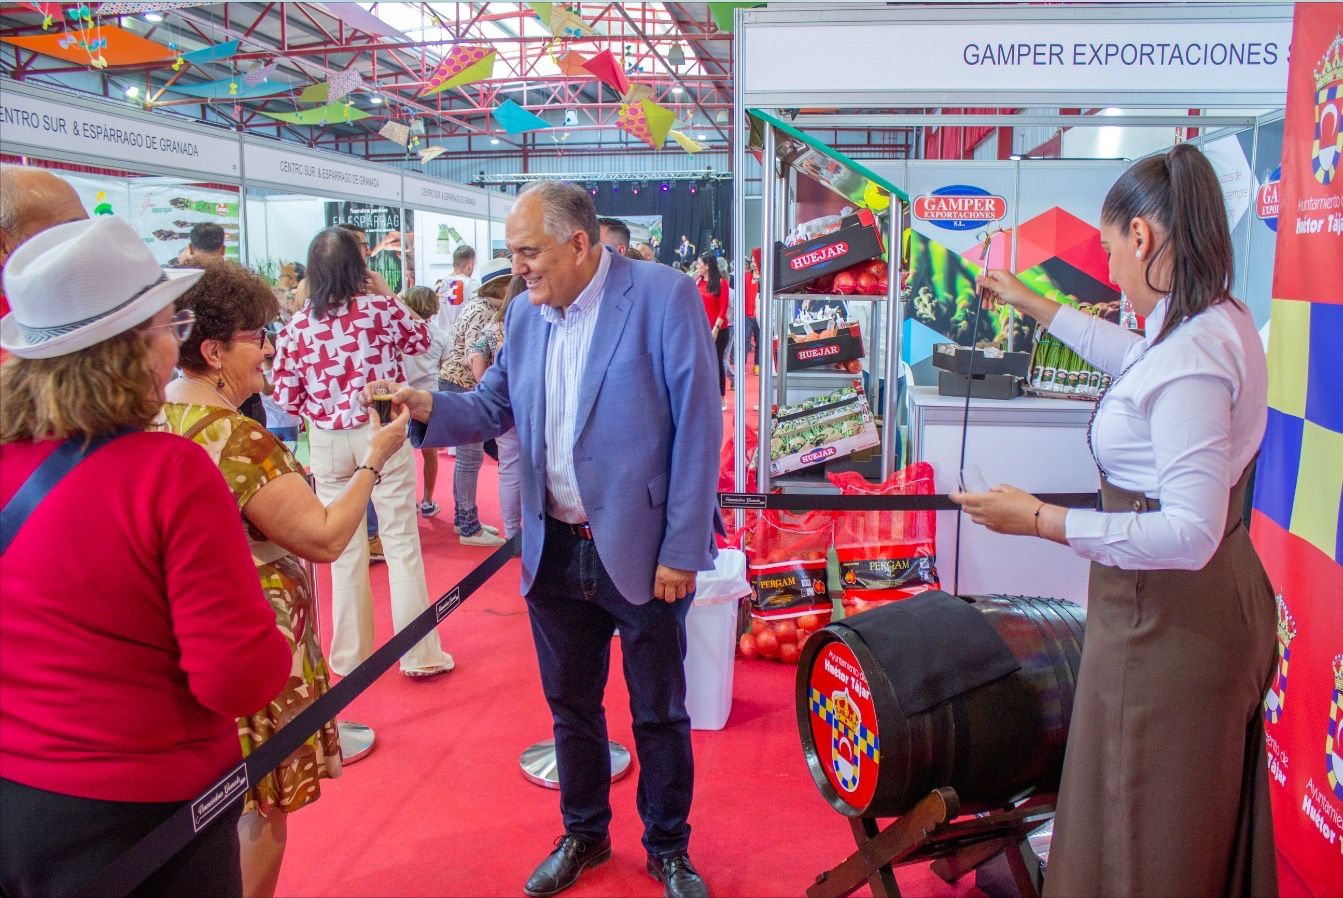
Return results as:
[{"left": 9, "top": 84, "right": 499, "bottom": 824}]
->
[{"left": 402, "top": 286, "right": 453, "bottom": 517}]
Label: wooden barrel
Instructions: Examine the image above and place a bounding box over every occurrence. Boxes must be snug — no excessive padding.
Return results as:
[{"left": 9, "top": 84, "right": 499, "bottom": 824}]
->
[{"left": 796, "top": 594, "right": 1085, "bottom": 818}]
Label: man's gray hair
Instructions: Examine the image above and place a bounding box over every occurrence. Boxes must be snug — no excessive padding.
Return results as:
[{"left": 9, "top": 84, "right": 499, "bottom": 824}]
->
[{"left": 520, "top": 181, "right": 600, "bottom": 246}]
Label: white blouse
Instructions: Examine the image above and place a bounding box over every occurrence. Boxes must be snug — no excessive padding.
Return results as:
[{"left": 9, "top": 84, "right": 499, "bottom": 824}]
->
[{"left": 1048, "top": 298, "right": 1267, "bottom": 571}]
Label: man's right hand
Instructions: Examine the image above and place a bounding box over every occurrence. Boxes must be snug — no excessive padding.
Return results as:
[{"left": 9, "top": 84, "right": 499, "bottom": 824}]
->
[{"left": 362, "top": 381, "right": 434, "bottom": 423}]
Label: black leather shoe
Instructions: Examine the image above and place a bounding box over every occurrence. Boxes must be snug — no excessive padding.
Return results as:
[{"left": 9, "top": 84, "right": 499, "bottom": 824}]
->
[
  {"left": 522, "top": 834, "right": 612, "bottom": 897},
  {"left": 646, "top": 853, "right": 709, "bottom": 898}
]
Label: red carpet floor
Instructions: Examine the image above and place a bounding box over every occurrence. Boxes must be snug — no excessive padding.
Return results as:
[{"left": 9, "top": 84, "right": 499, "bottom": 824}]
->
[{"left": 277, "top": 378, "right": 1312, "bottom": 897}]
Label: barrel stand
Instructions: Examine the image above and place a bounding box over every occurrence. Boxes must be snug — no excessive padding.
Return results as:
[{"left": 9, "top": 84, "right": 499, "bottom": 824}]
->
[{"left": 807, "top": 788, "right": 1055, "bottom": 898}]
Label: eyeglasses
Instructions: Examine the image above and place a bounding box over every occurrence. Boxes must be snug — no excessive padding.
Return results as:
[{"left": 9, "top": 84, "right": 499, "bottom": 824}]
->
[
  {"left": 234, "top": 328, "right": 269, "bottom": 349},
  {"left": 146, "top": 309, "right": 196, "bottom": 343}
]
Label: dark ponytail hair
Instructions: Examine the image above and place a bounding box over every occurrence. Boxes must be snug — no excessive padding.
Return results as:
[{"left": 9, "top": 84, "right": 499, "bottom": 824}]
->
[
  {"left": 305, "top": 227, "right": 367, "bottom": 319},
  {"left": 1101, "top": 142, "right": 1234, "bottom": 343},
  {"left": 699, "top": 251, "right": 721, "bottom": 296}
]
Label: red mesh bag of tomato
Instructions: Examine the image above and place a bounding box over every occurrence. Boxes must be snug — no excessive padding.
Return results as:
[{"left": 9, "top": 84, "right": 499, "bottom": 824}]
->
[
  {"left": 738, "top": 509, "right": 835, "bottom": 664},
  {"left": 827, "top": 462, "right": 941, "bottom": 617}
]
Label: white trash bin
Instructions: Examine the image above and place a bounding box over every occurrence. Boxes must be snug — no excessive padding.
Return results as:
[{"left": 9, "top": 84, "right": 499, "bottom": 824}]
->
[{"left": 686, "top": 550, "right": 750, "bottom": 731}]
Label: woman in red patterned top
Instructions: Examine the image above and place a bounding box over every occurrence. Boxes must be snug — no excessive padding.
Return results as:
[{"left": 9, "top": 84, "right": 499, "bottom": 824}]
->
[
  {"left": 695, "top": 252, "right": 731, "bottom": 403},
  {"left": 271, "top": 227, "right": 454, "bottom": 680}
]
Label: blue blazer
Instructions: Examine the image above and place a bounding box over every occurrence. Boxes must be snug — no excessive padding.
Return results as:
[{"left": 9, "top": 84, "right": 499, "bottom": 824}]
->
[{"left": 412, "top": 251, "right": 722, "bottom": 605}]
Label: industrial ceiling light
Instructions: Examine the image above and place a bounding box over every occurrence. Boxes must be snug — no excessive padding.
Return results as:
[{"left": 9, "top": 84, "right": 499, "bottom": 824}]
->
[
  {"left": 490, "top": 137, "right": 500, "bottom": 145},
  {"left": 696, "top": 133, "right": 707, "bottom": 141},
  {"left": 369, "top": 95, "right": 383, "bottom": 105},
  {"left": 667, "top": 42, "right": 686, "bottom": 69},
  {"left": 144, "top": 12, "right": 163, "bottom": 22},
  {"left": 672, "top": 86, "right": 683, "bottom": 95},
  {"left": 125, "top": 85, "right": 140, "bottom": 98}
]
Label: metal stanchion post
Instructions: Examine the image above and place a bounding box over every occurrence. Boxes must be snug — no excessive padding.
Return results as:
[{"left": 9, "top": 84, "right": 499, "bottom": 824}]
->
[
  {"left": 304, "top": 472, "right": 376, "bottom": 764},
  {"left": 519, "top": 628, "right": 633, "bottom": 788}
]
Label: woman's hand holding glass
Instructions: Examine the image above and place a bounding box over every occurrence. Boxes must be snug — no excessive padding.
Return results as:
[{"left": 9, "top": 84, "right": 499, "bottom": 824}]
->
[{"left": 362, "top": 389, "right": 411, "bottom": 470}]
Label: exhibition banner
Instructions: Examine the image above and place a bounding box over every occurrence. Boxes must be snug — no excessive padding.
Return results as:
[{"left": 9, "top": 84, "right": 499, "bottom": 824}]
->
[
  {"left": 741, "top": 5, "right": 1292, "bottom": 104},
  {"left": 0, "top": 79, "right": 240, "bottom": 178},
  {"left": 243, "top": 138, "right": 401, "bottom": 204},
  {"left": 402, "top": 173, "right": 494, "bottom": 217},
  {"left": 1252, "top": 5, "right": 1343, "bottom": 894}
]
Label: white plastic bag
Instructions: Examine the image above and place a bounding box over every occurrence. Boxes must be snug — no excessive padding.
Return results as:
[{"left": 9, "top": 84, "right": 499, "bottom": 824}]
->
[{"left": 695, "top": 548, "right": 750, "bottom": 606}]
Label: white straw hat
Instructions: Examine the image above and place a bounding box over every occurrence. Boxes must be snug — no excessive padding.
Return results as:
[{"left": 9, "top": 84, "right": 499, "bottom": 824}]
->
[
  {"left": 477, "top": 255, "right": 514, "bottom": 287},
  {"left": 1, "top": 217, "right": 203, "bottom": 359}
]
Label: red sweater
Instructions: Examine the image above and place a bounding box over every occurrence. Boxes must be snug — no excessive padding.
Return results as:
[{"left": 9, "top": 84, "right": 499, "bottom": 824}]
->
[
  {"left": 697, "top": 277, "right": 729, "bottom": 330},
  {"left": 0, "top": 432, "right": 289, "bottom": 802}
]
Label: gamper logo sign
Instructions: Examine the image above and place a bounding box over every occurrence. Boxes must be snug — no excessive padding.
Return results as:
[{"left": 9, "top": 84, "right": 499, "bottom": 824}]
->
[
  {"left": 913, "top": 185, "right": 1007, "bottom": 232},
  {"left": 1257, "top": 166, "right": 1281, "bottom": 232}
]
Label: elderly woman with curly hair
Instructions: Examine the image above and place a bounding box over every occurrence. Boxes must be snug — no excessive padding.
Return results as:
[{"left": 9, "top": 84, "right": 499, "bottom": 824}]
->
[
  {"left": 163, "top": 258, "right": 410, "bottom": 898},
  {"left": 0, "top": 218, "right": 289, "bottom": 898}
]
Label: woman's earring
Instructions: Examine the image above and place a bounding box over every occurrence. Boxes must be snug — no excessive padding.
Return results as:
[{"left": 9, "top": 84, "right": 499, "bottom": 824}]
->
[
  {"left": 1135, "top": 250, "right": 1143, "bottom": 260},
  {"left": 215, "top": 371, "right": 225, "bottom": 389}
]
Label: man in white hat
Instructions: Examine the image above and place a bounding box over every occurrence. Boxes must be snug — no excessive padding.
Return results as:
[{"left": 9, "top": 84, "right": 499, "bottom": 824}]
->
[{"left": 0, "top": 165, "right": 88, "bottom": 319}]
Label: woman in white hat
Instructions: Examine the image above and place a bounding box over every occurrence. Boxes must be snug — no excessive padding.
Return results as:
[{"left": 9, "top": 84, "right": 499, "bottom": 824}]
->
[{"left": 0, "top": 217, "right": 290, "bottom": 897}]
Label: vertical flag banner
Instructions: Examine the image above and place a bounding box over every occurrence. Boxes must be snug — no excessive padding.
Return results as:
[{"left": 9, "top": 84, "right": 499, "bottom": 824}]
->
[{"left": 1251, "top": 7, "right": 1343, "bottom": 896}]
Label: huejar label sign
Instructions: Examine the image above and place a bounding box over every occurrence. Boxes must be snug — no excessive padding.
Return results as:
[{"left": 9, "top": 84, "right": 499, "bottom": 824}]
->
[
  {"left": 790, "top": 242, "right": 849, "bottom": 271},
  {"left": 913, "top": 185, "right": 1008, "bottom": 232}
]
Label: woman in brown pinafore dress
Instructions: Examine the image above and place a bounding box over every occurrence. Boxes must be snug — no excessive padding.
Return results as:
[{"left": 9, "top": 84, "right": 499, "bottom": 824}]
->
[{"left": 956, "top": 143, "right": 1278, "bottom": 897}]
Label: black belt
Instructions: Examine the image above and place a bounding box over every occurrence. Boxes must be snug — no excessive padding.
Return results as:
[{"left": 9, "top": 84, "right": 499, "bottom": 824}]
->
[{"left": 548, "top": 516, "right": 593, "bottom": 540}]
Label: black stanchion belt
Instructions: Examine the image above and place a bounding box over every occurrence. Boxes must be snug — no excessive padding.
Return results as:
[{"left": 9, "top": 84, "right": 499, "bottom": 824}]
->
[
  {"left": 718, "top": 491, "right": 1099, "bottom": 512},
  {"left": 80, "top": 536, "right": 519, "bottom": 898}
]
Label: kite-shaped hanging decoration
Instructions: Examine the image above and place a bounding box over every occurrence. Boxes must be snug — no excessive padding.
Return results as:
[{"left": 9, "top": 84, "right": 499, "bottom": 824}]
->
[
  {"left": 379, "top": 120, "right": 411, "bottom": 147},
  {"left": 179, "top": 39, "right": 237, "bottom": 65},
  {"left": 418, "top": 145, "right": 448, "bottom": 164},
  {"left": 420, "top": 45, "right": 496, "bottom": 97},
  {"left": 554, "top": 48, "right": 590, "bottom": 77},
  {"left": 549, "top": 5, "right": 593, "bottom": 39},
  {"left": 242, "top": 60, "right": 277, "bottom": 87},
  {"left": 326, "top": 68, "right": 363, "bottom": 101},
  {"left": 257, "top": 101, "right": 372, "bottom": 125},
  {"left": 492, "top": 99, "right": 548, "bottom": 134},
  {"left": 621, "top": 82, "right": 653, "bottom": 105},
  {"left": 297, "top": 81, "right": 330, "bottom": 103},
  {"left": 617, "top": 99, "right": 674, "bottom": 150},
  {"left": 670, "top": 130, "right": 707, "bottom": 154},
  {"left": 581, "top": 49, "right": 629, "bottom": 96},
  {"left": 527, "top": 2, "right": 554, "bottom": 23}
]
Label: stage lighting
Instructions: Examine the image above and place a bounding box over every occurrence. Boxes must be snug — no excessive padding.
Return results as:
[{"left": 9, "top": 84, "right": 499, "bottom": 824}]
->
[{"left": 660, "top": 183, "right": 670, "bottom": 192}]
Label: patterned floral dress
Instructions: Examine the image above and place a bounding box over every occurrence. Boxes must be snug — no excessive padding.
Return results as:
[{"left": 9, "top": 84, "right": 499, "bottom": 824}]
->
[{"left": 161, "top": 403, "right": 341, "bottom": 815}]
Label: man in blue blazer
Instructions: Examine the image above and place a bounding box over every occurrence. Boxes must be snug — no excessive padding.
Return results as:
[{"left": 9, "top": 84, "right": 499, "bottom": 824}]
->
[{"left": 380, "top": 182, "right": 720, "bottom": 898}]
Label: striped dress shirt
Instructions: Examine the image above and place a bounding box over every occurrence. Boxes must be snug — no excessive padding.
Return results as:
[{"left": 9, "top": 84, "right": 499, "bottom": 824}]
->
[{"left": 540, "top": 248, "right": 612, "bottom": 524}]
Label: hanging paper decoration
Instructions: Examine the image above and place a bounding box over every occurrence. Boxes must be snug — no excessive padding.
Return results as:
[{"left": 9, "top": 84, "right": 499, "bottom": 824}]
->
[
  {"left": 23, "top": 2, "right": 56, "bottom": 30},
  {"left": 179, "top": 38, "right": 237, "bottom": 65},
  {"left": 549, "top": 6, "right": 593, "bottom": 39},
  {"left": 418, "top": 146, "right": 448, "bottom": 164},
  {"left": 2, "top": 23, "right": 177, "bottom": 67},
  {"left": 420, "top": 45, "right": 496, "bottom": 97},
  {"left": 527, "top": 2, "right": 554, "bottom": 23},
  {"left": 617, "top": 99, "right": 674, "bottom": 149},
  {"left": 326, "top": 68, "right": 363, "bottom": 101},
  {"left": 707, "top": 2, "right": 764, "bottom": 33},
  {"left": 492, "top": 99, "right": 548, "bottom": 134},
  {"left": 97, "top": 2, "right": 209, "bottom": 13},
  {"left": 167, "top": 76, "right": 291, "bottom": 99},
  {"left": 621, "top": 83, "right": 653, "bottom": 105},
  {"left": 670, "top": 130, "right": 707, "bottom": 154},
  {"left": 581, "top": 49, "right": 629, "bottom": 96},
  {"left": 379, "top": 121, "right": 410, "bottom": 147},
  {"left": 297, "top": 81, "right": 330, "bottom": 103},
  {"left": 257, "top": 101, "right": 372, "bottom": 125},
  {"left": 242, "top": 60, "right": 277, "bottom": 87},
  {"left": 58, "top": 3, "right": 106, "bottom": 68},
  {"left": 554, "top": 49, "right": 590, "bottom": 77}
]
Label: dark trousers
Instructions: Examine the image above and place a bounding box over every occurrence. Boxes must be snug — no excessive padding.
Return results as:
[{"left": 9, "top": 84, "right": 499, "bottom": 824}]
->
[
  {"left": 526, "top": 518, "right": 694, "bottom": 858},
  {"left": 0, "top": 777, "right": 243, "bottom": 898},
  {"left": 714, "top": 327, "right": 732, "bottom": 397},
  {"left": 744, "top": 316, "right": 761, "bottom": 367}
]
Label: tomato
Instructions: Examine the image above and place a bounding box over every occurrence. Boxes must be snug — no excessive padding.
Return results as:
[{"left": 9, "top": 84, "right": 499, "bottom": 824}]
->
[
  {"left": 796, "top": 628, "right": 811, "bottom": 648},
  {"left": 750, "top": 618, "right": 768, "bottom": 636},
  {"left": 832, "top": 271, "right": 858, "bottom": 295},
  {"left": 866, "top": 259, "right": 887, "bottom": 278},
  {"left": 755, "top": 629, "right": 780, "bottom": 658},
  {"left": 797, "top": 613, "right": 825, "bottom": 631},
  {"left": 738, "top": 633, "right": 758, "bottom": 659},
  {"left": 772, "top": 619, "right": 798, "bottom": 642},
  {"left": 779, "top": 642, "right": 800, "bottom": 665}
]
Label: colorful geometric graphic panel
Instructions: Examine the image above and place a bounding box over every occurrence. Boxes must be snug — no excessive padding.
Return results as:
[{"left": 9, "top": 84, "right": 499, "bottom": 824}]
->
[
  {"left": 1255, "top": 408, "right": 1304, "bottom": 533},
  {"left": 1306, "top": 302, "right": 1343, "bottom": 433},
  {"left": 1267, "top": 298, "right": 1312, "bottom": 418}
]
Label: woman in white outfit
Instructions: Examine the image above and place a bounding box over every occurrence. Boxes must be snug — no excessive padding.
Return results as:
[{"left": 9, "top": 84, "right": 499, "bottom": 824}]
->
[{"left": 271, "top": 227, "right": 454, "bottom": 679}]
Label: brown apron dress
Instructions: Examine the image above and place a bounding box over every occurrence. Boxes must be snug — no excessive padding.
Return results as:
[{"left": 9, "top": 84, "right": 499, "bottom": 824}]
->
[{"left": 1043, "top": 466, "right": 1279, "bottom": 898}]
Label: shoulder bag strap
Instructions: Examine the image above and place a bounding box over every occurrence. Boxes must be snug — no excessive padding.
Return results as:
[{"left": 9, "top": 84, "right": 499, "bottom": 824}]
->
[
  {"left": 179, "top": 406, "right": 234, "bottom": 443},
  {"left": 1, "top": 431, "right": 129, "bottom": 555}
]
